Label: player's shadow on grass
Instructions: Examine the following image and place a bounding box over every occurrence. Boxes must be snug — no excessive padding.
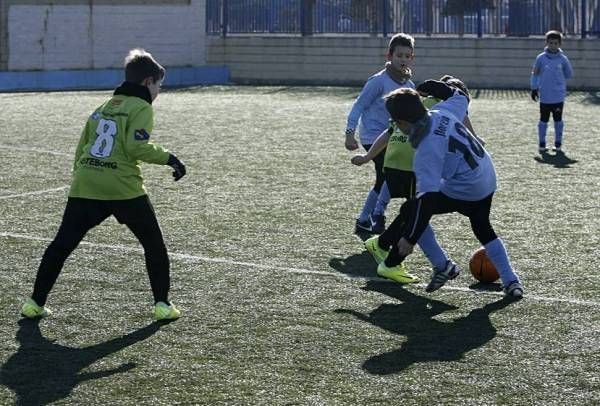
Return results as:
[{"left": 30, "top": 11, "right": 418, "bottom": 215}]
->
[
  {"left": 469, "top": 281, "right": 503, "bottom": 292},
  {"left": 0, "top": 319, "right": 165, "bottom": 406},
  {"left": 582, "top": 91, "right": 600, "bottom": 105},
  {"left": 328, "top": 250, "right": 378, "bottom": 278},
  {"left": 534, "top": 150, "right": 578, "bottom": 168},
  {"left": 335, "top": 281, "right": 516, "bottom": 375}
]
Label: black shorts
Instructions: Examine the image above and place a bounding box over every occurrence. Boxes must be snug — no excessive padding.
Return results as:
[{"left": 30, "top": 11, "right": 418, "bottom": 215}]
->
[
  {"left": 384, "top": 167, "right": 416, "bottom": 199},
  {"left": 402, "top": 192, "right": 497, "bottom": 245},
  {"left": 63, "top": 194, "right": 159, "bottom": 228},
  {"left": 539, "top": 102, "right": 564, "bottom": 122}
]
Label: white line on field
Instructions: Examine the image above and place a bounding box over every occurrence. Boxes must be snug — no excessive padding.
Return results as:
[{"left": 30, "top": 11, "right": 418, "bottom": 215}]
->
[
  {"left": 0, "top": 144, "right": 72, "bottom": 157},
  {"left": 2, "top": 231, "right": 599, "bottom": 308},
  {"left": 0, "top": 186, "right": 68, "bottom": 200}
]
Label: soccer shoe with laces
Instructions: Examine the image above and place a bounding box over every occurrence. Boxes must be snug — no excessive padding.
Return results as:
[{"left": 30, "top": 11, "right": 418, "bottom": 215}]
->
[
  {"left": 154, "top": 302, "right": 181, "bottom": 321},
  {"left": 21, "top": 298, "right": 52, "bottom": 319},
  {"left": 425, "top": 260, "right": 460, "bottom": 292},
  {"left": 371, "top": 215, "right": 386, "bottom": 234},
  {"left": 377, "top": 262, "right": 420, "bottom": 284},
  {"left": 354, "top": 218, "right": 374, "bottom": 234},
  {"left": 364, "top": 236, "right": 389, "bottom": 264},
  {"left": 504, "top": 280, "right": 524, "bottom": 298}
]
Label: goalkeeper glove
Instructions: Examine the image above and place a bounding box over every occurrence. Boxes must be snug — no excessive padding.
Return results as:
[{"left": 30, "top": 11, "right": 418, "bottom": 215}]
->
[
  {"left": 167, "top": 154, "right": 186, "bottom": 181},
  {"left": 530, "top": 89, "right": 539, "bottom": 102}
]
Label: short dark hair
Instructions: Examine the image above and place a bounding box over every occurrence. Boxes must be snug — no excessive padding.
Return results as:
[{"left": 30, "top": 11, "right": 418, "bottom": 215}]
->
[
  {"left": 388, "top": 33, "right": 415, "bottom": 54},
  {"left": 545, "top": 30, "right": 563, "bottom": 43},
  {"left": 384, "top": 88, "right": 427, "bottom": 123},
  {"left": 124, "top": 48, "right": 165, "bottom": 84}
]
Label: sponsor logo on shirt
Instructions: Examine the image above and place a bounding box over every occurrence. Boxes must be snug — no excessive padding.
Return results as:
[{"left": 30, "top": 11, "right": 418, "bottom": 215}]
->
[
  {"left": 390, "top": 134, "right": 408, "bottom": 143},
  {"left": 91, "top": 112, "right": 101, "bottom": 120},
  {"left": 134, "top": 129, "right": 150, "bottom": 141},
  {"left": 80, "top": 157, "right": 118, "bottom": 169}
]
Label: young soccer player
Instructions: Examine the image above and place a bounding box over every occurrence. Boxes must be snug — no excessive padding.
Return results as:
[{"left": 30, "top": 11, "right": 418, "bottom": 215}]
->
[
  {"left": 530, "top": 30, "right": 573, "bottom": 153},
  {"left": 345, "top": 33, "right": 416, "bottom": 234},
  {"left": 351, "top": 76, "right": 473, "bottom": 284},
  {"left": 376, "top": 81, "right": 523, "bottom": 297},
  {"left": 21, "top": 48, "right": 187, "bottom": 321}
]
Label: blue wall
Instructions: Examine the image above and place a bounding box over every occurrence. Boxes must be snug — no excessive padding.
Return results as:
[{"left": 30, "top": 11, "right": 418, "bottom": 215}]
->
[{"left": 0, "top": 66, "right": 230, "bottom": 92}]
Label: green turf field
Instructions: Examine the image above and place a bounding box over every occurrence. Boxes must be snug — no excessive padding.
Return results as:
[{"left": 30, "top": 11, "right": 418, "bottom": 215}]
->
[{"left": 0, "top": 87, "right": 599, "bottom": 405}]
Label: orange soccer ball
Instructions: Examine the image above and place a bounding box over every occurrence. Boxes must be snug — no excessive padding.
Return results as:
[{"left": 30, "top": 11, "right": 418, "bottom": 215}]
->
[{"left": 469, "top": 248, "right": 499, "bottom": 283}]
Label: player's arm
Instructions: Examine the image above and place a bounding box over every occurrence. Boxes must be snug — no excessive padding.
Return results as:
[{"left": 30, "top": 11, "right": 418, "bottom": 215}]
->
[
  {"left": 530, "top": 57, "right": 542, "bottom": 101},
  {"left": 125, "top": 106, "right": 186, "bottom": 181},
  {"left": 345, "top": 77, "right": 383, "bottom": 147},
  {"left": 562, "top": 55, "right": 573, "bottom": 80},
  {"left": 350, "top": 125, "right": 391, "bottom": 166},
  {"left": 417, "top": 80, "right": 469, "bottom": 120}
]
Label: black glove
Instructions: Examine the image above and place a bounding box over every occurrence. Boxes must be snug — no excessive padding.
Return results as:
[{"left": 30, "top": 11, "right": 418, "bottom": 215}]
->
[
  {"left": 531, "top": 89, "right": 539, "bottom": 102},
  {"left": 167, "top": 154, "right": 186, "bottom": 181},
  {"left": 417, "top": 80, "right": 462, "bottom": 101}
]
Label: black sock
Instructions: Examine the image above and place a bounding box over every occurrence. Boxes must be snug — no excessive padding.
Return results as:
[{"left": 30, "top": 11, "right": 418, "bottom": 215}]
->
[{"left": 384, "top": 249, "right": 406, "bottom": 267}]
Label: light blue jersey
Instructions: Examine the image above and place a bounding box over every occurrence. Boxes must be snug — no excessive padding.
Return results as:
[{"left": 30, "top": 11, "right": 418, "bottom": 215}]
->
[
  {"left": 530, "top": 48, "right": 573, "bottom": 104},
  {"left": 347, "top": 69, "right": 414, "bottom": 145},
  {"left": 414, "top": 94, "right": 496, "bottom": 201}
]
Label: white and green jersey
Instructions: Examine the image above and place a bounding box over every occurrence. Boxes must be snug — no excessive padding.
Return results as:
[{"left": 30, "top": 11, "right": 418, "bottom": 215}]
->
[
  {"left": 69, "top": 83, "right": 170, "bottom": 200},
  {"left": 384, "top": 96, "right": 441, "bottom": 171}
]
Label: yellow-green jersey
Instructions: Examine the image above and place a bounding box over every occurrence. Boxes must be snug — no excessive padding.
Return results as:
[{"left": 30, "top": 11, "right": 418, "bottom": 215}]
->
[
  {"left": 69, "top": 83, "right": 170, "bottom": 200},
  {"left": 383, "top": 96, "right": 441, "bottom": 171}
]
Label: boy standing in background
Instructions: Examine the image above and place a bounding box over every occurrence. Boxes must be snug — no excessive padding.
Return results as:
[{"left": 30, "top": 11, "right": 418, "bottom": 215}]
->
[
  {"left": 530, "top": 30, "right": 573, "bottom": 153},
  {"left": 345, "top": 33, "right": 416, "bottom": 234}
]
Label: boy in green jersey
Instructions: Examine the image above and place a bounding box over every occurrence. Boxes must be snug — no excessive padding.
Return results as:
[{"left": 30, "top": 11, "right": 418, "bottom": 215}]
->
[{"left": 21, "top": 49, "right": 186, "bottom": 321}]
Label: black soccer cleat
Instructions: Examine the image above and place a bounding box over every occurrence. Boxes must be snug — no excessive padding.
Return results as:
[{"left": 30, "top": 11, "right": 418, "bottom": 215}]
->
[
  {"left": 354, "top": 218, "right": 374, "bottom": 234},
  {"left": 426, "top": 260, "right": 460, "bottom": 293}
]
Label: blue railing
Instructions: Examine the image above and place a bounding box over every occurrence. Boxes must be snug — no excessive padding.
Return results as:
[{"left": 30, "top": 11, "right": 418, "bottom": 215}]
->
[{"left": 206, "top": 0, "right": 600, "bottom": 38}]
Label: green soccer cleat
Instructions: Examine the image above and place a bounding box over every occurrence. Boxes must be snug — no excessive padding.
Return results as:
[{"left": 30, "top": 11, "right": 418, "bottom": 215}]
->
[
  {"left": 21, "top": 298, "right": 52, "bottom": 319},
  {"left": 364, "top": 236, "right": 389, "bottom": 264},
  {"left": 377, "top": 262, "right": 420, "bottom": 284},
  {"left": 154, "top": 301, "right": 181, "bottom": 321}
]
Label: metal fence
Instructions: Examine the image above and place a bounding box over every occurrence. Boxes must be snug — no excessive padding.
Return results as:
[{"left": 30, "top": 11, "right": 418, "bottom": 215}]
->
[{"left": 206, "top": 0, "right": 600, "bottom": 37}]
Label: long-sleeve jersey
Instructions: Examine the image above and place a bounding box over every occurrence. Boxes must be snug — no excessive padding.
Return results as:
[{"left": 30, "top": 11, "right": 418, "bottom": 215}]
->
[
  {"left": 414, "top": 94, "right": 496, "bottom": 202},
  {"left": 346, "top": 69, "right": 414, "bottom": 145},
  {"left": 69, "top": 82, "right": 170, "bottom": 200},
  {"left": 530, "top": 48, "right": 573, "bottom": 104}
]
